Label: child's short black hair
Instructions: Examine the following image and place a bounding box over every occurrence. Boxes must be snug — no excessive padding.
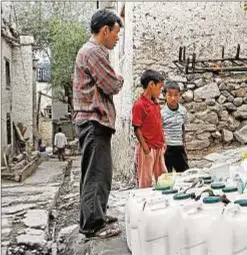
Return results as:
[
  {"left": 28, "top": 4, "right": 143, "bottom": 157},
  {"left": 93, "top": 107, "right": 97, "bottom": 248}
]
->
[
  {"left": 163, "top": 80, "right": 181, "bottom": 94},
  {"left": 140, "top": 69, "right": 164, "bottom": 89},
  {"left": 58, "top": 127, "right": 62, "bottom": 132}
]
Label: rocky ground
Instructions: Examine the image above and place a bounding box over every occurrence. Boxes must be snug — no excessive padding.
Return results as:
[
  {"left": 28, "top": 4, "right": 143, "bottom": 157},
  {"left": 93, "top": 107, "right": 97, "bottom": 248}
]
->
[
  {"left": 2, "top": 146, "right": 247, "bottom": 255},
  {"left": 1, "top": 159, "right": 70, "bottom": 255}
]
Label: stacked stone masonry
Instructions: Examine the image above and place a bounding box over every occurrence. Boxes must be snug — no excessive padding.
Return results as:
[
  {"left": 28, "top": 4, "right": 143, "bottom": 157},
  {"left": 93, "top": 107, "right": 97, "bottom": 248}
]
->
[
  {"left": 131, "top": 2, "right": 247, "bottom": 151},
  {"left": 111, "top": 2, "right": 247, "bottom": 177},
  {"left": 182, "top": 74, "right": 247, "bottom": 150}
]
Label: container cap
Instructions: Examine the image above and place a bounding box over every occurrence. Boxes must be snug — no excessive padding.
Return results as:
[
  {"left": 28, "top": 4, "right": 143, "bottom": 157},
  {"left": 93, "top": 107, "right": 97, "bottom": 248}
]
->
[
  {"left": 234, "top": 199, "right": 247, "bottom": 207},
  {"left": 211, "top": 182, "right": 225, "bottom": 189},
  {"left": 203, "top": 196, "right": 221, "bottom": 204},
  {"left": 222, "top": 186, "right": 238, "bottom": 193},
  {"left": 204, "top": 180, "right": 212, "bottom": 185},
  {"left": 200, "top": 176, "right": 212, "bottom": 180},
  {"left": 153, "top": 185, "right": 170, "bottom": 191},
  {"left": 173, "top": 193, "right": 191, "bottom": 200},
  {"left": 162, "top": 189, "right": 178, "bottom": 195}
]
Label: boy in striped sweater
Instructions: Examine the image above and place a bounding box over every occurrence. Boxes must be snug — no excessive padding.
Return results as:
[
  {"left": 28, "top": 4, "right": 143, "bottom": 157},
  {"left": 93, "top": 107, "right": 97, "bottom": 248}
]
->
[{"left": 161, "top": 81, "right": 189, "bottom": 173}]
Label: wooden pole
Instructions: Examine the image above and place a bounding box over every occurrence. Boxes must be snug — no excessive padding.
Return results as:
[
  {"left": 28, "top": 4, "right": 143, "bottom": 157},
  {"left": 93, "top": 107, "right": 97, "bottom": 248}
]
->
[{"left": 36, "top": 91, "right": 42, "bottom": 132}]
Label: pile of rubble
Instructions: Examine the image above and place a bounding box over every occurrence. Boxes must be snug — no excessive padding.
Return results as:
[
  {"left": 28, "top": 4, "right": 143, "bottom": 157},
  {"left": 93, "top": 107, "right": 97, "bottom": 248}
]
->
[{"left": 1, "top": 151, "right": 41, "bottom": 182}]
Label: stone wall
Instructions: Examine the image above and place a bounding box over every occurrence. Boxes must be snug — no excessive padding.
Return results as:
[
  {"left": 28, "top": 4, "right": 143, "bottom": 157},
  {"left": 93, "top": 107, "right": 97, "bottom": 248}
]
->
[
  {"left": 132, "top": 2, "right": 247, "bottom": 90},
  {"left": 39, "top": 119, "right": 53, "bottom": 146},
  {"left": 131, "top": 2, "right": 247, "bottom": 152},
  {"left": 1, "top": 38, "right": 13, "bottom": 149},
  {"left": 174, "top": 72, "right": 247, "bottom": 150},
  {"left": 112, "top": 2, "right": 247, "bottom": 176},
  {"left": 111, "top": 2, "right": 135, "bottom": 177},
  {"left": 12, "top": 36, "right": 35, "bottom": 145}
]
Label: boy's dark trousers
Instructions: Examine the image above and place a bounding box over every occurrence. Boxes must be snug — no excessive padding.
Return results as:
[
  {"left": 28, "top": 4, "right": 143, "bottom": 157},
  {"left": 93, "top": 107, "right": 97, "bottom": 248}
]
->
[
  {"left": 76, "top": 120, "right": 113, "bottom": 234},
  {"left": 164, "top": 145, "right": 189, "bottom": 173}
]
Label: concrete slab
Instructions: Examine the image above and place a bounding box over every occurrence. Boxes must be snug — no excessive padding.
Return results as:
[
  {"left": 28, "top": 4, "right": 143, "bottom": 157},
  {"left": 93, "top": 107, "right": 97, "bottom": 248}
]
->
[
  {"left": 17, "top": 228, "right": 46, "bottom": 247},
  {"left": 1, "top": 187, "right": 59, "bottom": 207},
  {"left": 23, "top": 210, "right": 48, "bottom": 229},
  {"left": 1, "top": 185, "right": 48, "bottom": 197},
  {"left": 1, "top": 247, "right": 7, "bottom": 255},
  {"left": 204, "top": 146, "right": 247, "bottom": 166},
  {"left": 23, "top": 160, "right": 67, "bottom": 185},
  {"left": 2, "top": 204, "right": 36, "bottom": 215},
  {"left": 203, "top": 152, "right": 226, "bottom": 162},
  {"left": 2, "top": 159, "right": 71, "bottom": 254},
  {"left": 2, "top": 217, "right": 11, "bottom": 228},
  {"left": 1, "top": 240, "right": 10, "bottom": 247},
  {"left": 1, "top": 227, "right": 12, "bottom": 239}
]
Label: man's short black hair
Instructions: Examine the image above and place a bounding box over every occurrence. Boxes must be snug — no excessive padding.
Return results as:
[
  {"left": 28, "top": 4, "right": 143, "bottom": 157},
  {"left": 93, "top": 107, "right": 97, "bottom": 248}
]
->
[
  {"left": 163, "top": 80, "right": 181, "bottom": 93},
  {"left": 140, "top": 69, "right": 164, "bottom": 89},
  {"left": 91, "top": 9, "right": 123, "bottom": 34},
  {"left": 58, "top": 127, "right": 62, "bottom": 132}
]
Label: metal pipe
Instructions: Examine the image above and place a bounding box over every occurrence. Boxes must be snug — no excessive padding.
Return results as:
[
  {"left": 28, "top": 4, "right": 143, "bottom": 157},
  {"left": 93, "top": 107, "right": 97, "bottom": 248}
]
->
[
  {"left": 179, "top": 47, "right": 183, "bottom": 62},
  {"left": 183, "top": 46, "right": 186, "bottom": 61},
  {"left": 185, "top": 57, "right": 190, "bottom": 74},
  {"left": 195, "top": 66, "right": 247, "bottom": 72},
  {"left": 236, "top": 44, "right": 240, "bottom": 59},
  {"left": 221, "top": 46, "right": 225, "bottom": 59}
]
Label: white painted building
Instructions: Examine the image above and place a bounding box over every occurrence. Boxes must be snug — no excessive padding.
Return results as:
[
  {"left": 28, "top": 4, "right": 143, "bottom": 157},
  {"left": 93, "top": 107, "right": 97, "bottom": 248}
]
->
[{"left": 1, "top": 9, "right": 36, "bottom": 161}]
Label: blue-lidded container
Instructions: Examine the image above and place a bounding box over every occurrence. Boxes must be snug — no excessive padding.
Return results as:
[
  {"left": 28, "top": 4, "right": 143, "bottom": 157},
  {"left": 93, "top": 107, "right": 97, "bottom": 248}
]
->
[
  {"left": 153, "top": 185, "right": 170, "bottom": 191},
  {"left": 203, "top": 196, "right": 221, "bottom": 204},
  {"left": 204, "top": 179, "right": 212, "bottom": 185},
  {"left": 201, "top": 176, "right": 212, "bottom": 181},
  {"left": 234, "top": 199, "right": 247, "bottom": 207},
  {"left": 222, "top": 186, "right": 238, "bottom": 193},
  {"left": 211, "top": 182, "right": 226, "bottom": 190},
  {"left": 162, "top": 189, "right": 178, "bottom": 195},
  {"left": 173, "top": 193, "right": 191, "bottom": 200}
]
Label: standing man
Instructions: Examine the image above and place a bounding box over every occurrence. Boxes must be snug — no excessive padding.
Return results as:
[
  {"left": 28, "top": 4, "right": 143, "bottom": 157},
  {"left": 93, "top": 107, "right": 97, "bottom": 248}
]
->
[
  {"left": 72, "top": 10, "right": 124, "bottom": 239},
  {"left": 54, "top": 127, "right": 67, "bottom": 161}
]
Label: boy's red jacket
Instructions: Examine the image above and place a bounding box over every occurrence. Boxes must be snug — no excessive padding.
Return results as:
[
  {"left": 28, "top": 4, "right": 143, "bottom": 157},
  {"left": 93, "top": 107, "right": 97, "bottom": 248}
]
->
[{"left": 132, "top": 95, "right": 164, "bottom": 149}]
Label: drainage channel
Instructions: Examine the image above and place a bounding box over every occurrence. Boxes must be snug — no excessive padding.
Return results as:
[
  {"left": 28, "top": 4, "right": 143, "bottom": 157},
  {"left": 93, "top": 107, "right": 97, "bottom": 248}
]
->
[{"left": 48, "top": 159, "right": 74, "bottom": 255}]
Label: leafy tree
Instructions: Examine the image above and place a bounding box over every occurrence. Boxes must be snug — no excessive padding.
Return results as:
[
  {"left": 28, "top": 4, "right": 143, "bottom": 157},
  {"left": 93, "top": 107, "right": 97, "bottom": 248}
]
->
[
  {"left": 10, "top": 1, "right": 92, "bottom": 110},
  {"left": 49, "top": 17, "right": 89, "bottom": 110}
]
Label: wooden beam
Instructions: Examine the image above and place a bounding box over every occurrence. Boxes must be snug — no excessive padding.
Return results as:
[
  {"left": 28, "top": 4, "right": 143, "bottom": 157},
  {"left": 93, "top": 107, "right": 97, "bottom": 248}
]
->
[{"left": 36, "top": 91, "right": 42, "bottom": 132}]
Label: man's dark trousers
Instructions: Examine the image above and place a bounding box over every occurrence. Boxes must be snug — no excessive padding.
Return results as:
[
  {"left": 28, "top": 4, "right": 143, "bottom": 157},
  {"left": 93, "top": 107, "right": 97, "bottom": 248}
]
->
[{"left": 76, "top": 120, "right": 113, "bottom": 234}]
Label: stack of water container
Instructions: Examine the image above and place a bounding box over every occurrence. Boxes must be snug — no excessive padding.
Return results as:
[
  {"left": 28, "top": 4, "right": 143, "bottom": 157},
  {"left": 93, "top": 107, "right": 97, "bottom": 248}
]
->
[{"left": 125, "top": 159, "right": 247, "bottom": 255}]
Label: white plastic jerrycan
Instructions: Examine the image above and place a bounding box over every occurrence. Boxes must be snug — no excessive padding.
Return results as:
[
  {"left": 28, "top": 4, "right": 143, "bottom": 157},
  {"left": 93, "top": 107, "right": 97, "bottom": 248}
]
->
[
  {"left": 125, "top": 188, "right": 161, "bottom": 252},
  {"left": 174, "top": 175, "right": 212, "bottom": 199},
  {"left": 206, "top": 213, "right": 233, "bottom": 255},
  {"left": 180, "top": 196, "right": 225, "bottom": 255},
  {"left": 208, "top": 199, "right": 247, "bottom": 255},
  {"left": 210, "top": 182, "right": 226, "bottom": 196},
  {"left": 171, "top": 192, "right": 195, "bottom": 207},
  {"left": 223, "top": 200, "right": 247, "bottom": 255},
  {"left": 138, "top": 196, "right": 183, "bottom": 255},
  {"left": 209, "top": 163, "right": 230, "bottom": 181},
  {"left": 222, "top": 186, "right": 239, "bottom": 202},
  {"left": 160, "top": 188, "right": 179, "bottom": 201}
]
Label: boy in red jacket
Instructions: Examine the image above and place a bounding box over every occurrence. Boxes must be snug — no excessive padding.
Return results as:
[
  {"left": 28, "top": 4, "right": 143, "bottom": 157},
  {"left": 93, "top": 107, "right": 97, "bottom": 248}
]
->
[{"left": 132, "top": 69, "right": 167, "bottom": 188}]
